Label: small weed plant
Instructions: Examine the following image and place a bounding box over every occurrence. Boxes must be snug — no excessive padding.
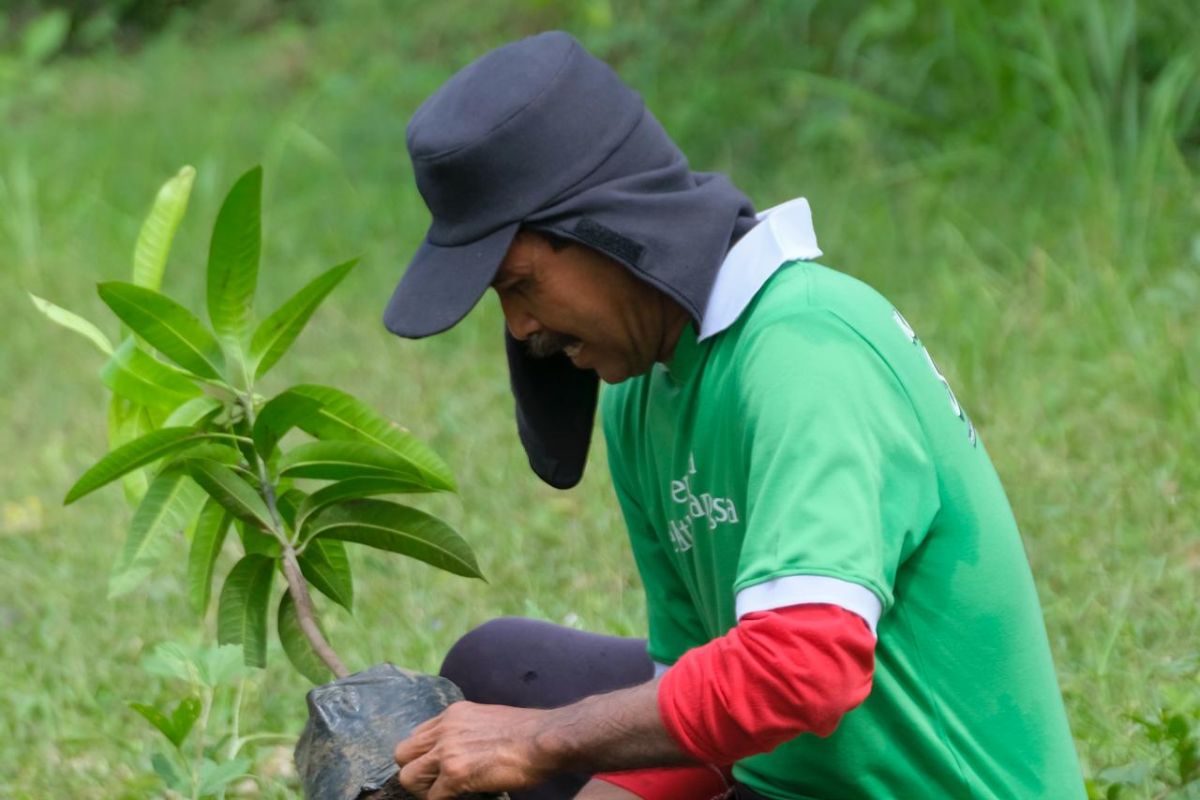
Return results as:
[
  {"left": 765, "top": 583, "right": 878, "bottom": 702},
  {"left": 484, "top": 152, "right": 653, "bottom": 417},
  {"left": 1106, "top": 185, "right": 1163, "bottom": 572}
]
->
[{"left": 132, "top": 640, "right": 297, "bottom": 799}]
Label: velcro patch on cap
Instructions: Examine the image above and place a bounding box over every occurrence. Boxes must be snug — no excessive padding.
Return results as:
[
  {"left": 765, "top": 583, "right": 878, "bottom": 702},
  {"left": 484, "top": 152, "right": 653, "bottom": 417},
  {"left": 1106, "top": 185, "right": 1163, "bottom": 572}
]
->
[{"left": 574, "top": 218, "right": 645, "bottom": 266}]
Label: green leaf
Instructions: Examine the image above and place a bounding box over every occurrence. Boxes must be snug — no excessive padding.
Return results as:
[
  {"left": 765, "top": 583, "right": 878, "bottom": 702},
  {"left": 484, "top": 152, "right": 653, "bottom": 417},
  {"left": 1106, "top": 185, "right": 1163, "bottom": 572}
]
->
[
  {"left": 217, "top": 554, "right": 275, "bottom": 668},
  {"left": 165, "top": 442, "right": 242, "bottom": 467},
  {"left": 197, "top": 757, "right": 253, "bottom": 795},
  {"left": 198, "top": 644, "right": 250, "bottom": 687},
  {"left": 251, "top": 258, "right": 358, "bottom": 378},
  {"left": 28, "top": 293, "right": 114, "bottom": 356},
  {"left": 107, "top": 396, "right": 151, "bottom": 505},
  {"left": 275, "top": 488, "right": 307, "bottom": 531},
  {"left": 309, "top": 500, "right": 482, "bottom": 579},
  {"left": 278, "top": 440, "right": 430, "bottom": 482},
  {"left": 109, "top": 470, "right": 207, "bottom": 599},
  {"left": 150, "top": 751, "right": 188, "bottom": 792},
  {"left": 133, "top": 166, "right": 196, "bottom": 292},
  {"left": 140, "top": 641, "right": 201, "bottom": 684},
  {"left": 278, "top": 592, "right": 333, "bottom": 684},
  {"left": 187, "top": 498, "right": 231, "bottom": 616},
  {"left": 131, "top": 703, "right": 178, "bottom": 746},
  {"left": 298, "top": 385, "right": 455, "bottom": 491},
  {"left": 296, "top": 476, "right": 428, "bottom": 533},
  {"left": 185, "top": 459, "right": 276, "bottom": 533},
  {"left": 65, "top": 426, "right": 208, "bottom": 504},
  {"left": 207, "top": 166, "right": 262, "bottom": 348},
  {"left": 130, "top": 694, "right": 200, "bottom": 750},
  {"left": 169, "top": 695, "right": 202, "bottom": 747},
  {"left": 163, "top": 396, "right": 223, "bottom": 428},
  {"left": 97, "top": 282, "right": 225, "bottom": 380},
  {"left": 237, "top": 519, "right": 281, "bottom": 558},
  {"left": 297, "top": 538, "right": 353, "bottom": 611},
  {"left": 260, "top": 384, "right": 455, "bottom": 491},
  {"left": 230, "top": 416, "right": 258, "bottom": 467},
  {"left": 252, "top": 389, "right": 325, "bottom": 457},
  {"left": 100, "top": 337, "right": 203, "bottom": 409}
]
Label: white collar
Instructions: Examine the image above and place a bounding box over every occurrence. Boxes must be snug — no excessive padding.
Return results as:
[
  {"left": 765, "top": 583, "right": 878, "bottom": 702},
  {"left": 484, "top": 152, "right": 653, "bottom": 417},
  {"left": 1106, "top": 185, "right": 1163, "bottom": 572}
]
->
[{"left": 698, "top": 197, "right": 822, "bottom": 341}]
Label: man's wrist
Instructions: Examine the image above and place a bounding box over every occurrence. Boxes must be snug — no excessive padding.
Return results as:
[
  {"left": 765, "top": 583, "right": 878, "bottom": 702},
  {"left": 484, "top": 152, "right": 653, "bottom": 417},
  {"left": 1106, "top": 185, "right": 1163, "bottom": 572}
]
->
[
  {"left": 531, "top": 699, "right": 593, "bottom": 773},
  {"left": 521, "top": 678, "right": 691, "bottom": 776}
]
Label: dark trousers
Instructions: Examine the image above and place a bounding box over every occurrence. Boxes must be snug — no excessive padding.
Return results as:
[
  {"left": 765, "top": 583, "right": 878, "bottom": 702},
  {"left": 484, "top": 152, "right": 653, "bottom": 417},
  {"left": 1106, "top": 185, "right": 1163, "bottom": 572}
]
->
[{"left": 439, "top": 617, "right": 769, "bottom": 800}]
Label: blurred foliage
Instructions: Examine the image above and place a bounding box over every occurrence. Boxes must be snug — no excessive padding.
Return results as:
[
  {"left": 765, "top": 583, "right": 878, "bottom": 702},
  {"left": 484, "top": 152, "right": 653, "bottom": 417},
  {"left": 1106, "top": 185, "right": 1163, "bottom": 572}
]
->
[
  {"left": 1, "top": 0, "right": 316, "bottom": 56},
  {"left": 534, "top": 0, "right": 1200, "bottom": 270}
]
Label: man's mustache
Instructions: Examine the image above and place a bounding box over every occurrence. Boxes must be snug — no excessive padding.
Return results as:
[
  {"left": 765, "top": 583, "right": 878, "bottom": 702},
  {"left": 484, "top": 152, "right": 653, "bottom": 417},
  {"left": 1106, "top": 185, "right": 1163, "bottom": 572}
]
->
[{"left": 526, "top": 330, "right": 580, "bottom": 359}]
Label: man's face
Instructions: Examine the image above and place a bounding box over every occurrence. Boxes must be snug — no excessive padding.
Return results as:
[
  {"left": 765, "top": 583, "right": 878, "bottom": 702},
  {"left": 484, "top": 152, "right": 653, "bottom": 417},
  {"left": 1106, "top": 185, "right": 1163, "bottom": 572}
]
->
[{"left": 491, "top": 230, "right": 677, "bottom": 383}]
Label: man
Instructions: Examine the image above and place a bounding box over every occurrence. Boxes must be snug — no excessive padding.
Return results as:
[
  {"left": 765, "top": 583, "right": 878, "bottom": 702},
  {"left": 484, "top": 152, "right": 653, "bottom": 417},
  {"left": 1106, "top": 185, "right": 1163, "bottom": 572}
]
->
[{"left": 382, "top": 31, "right": 1085, "bottom": 800}]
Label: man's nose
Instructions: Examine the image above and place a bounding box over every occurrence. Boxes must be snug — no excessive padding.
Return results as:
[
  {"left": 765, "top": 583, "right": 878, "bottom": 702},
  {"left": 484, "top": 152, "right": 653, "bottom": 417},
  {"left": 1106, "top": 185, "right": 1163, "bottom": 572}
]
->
[{"left": 498, "top": 297, "right": 541, "bottom": 341}]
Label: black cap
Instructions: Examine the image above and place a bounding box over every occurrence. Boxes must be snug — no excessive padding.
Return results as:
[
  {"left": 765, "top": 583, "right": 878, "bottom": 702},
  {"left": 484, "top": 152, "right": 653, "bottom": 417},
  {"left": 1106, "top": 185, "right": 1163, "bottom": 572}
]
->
[{"left": 383, "top": 31, "right": 644, "bottom": 338}]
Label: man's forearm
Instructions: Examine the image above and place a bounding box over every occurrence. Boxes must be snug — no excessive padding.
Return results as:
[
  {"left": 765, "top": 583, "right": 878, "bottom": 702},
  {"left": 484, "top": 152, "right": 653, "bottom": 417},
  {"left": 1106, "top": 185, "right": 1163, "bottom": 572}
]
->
[
  {"left": 535, "top": 676, "right": 695, "bottom": 774},
  {"left": 394, "top": 675, "right": 696, "bottom": 798}
]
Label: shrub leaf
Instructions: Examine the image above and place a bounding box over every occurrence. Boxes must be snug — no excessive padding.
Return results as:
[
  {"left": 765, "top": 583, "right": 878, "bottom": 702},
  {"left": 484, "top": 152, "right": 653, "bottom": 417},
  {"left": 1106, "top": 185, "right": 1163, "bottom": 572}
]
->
[
  {"left": 163, "top": 396, "right": 224, "bottom": 428},
  {"left": 109, "top": 470, "right": 207, "bottom": 599},
  {"left": 297, "top": 537, "right": 353, "bottom": 611},
  {"left": 185, "top": 459, "right": 276, "bottom": 533},
  {"left": 296, "top": 476, "right": 428, "bottom": 533},
  {"left": 97, "top": 282, "right": 225, "bottom": 380},
  {"left": 187, "top": 498, "right": 231, "bottom": 616},
  {"left": 250, "top": 258, "right": 358, "bottom": 378},
  {"left": 217, "top": 554, "right": 275, "bottom": 668},
  {"left": 277, "top": 592, "right": 332, "bottom": 685},
  {"left": 252, "top": 390, "right": 325, "bottom": 458},
  {"left": 207, "top": 166, "right": 261, "bottom": 348},
  {"left": 65, "top": 426, "right": 208, "bottom": 504},
  {"left": 133, "top": 166, "right": 195, "bottom": 292},
  {"left": 100, "top": 337, "right": 203, "bottom": 409},
  {"left": 277, "top": 440, "right": 429, "bottom": 482},
  {"left": 264, "top": 384, "right": 455, "bottom": 491},
  {"left": 28, "top": 293, "right": 114, "bottom": 356},
  {"left": 308, "top": 499, "right": 482, "bottom": 579}
]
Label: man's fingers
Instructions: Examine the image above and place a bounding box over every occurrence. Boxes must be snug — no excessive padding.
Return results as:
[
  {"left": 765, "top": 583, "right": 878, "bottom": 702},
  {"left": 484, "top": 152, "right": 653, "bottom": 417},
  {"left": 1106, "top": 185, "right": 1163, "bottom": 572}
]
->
[
  {"left": 395, "top": 715, "right": 441, "bottom": 765},
  {"left": 398, "top": 752, "right": 439, "bottom": 799},
  {"left": 426, "top": 754, "right": 486, "bottom": 800},
  {"left": 427, "top": 776, "right": 460, "bottom": 800}
]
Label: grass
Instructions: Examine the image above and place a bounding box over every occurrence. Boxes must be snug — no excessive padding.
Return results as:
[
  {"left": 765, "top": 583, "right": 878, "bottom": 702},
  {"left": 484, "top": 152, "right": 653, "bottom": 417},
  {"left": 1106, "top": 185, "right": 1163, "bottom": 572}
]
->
[{"left": 0, "top": 0, "right": 1197, "bottom": 796}]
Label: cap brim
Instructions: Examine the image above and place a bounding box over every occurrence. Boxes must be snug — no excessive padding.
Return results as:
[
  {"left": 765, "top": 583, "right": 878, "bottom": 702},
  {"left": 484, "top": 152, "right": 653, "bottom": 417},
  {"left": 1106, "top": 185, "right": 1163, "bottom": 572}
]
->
[{"left": 383, "top": 221, "right": 520, "bottom": 339}]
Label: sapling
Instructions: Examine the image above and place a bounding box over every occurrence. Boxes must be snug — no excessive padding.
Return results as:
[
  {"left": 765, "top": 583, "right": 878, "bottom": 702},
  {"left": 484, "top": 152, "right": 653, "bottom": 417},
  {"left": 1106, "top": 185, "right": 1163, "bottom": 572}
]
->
[{"left": 34, "top": 164, "right": 483, "bottom": 686}]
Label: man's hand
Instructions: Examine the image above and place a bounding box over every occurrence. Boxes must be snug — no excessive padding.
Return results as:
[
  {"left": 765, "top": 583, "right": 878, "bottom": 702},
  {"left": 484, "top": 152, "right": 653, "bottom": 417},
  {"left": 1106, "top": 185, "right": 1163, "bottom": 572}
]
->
[
  {"left": 394, "top": 701, "right": 555, "bottom": 799},
  {"left": 393, "top": 677, "right": 692, "bottom": 799}
]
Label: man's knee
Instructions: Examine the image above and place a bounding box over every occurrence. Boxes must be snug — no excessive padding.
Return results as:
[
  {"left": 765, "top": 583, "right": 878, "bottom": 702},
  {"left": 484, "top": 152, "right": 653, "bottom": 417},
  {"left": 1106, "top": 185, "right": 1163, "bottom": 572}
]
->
[
  {"left": 439, "top": 616, "right": 651, "bottom": 709},
  {"left": 440, "top": 616, "right": 537, "bottom": 703}
]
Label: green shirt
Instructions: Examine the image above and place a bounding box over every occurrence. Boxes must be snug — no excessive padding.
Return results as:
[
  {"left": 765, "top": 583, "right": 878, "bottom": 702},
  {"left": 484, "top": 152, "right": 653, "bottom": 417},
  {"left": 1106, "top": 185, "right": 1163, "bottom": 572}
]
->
[{"left": 602, "top": 261, "right": 1084, "bottom": 799}]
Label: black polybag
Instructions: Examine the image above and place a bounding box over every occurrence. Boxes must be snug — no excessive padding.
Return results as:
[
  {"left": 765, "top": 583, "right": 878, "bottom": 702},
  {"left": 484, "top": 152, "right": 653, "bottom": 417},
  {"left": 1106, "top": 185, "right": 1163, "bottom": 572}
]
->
[{"left": 294, "top": 663, "right": 508, "bottom": 800}]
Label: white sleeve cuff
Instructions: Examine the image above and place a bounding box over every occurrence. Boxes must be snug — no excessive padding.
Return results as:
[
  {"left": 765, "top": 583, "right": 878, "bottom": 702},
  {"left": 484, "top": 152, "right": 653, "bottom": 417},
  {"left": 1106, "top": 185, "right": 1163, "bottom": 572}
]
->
[{"left": 735, "top": 575, "right": 883, "bottom": 635}]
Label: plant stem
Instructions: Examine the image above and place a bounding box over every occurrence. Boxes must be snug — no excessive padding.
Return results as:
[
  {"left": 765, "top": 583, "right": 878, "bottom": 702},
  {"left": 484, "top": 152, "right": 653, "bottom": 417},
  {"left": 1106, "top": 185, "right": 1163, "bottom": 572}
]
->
[
  {"left": 192, "top": 685, "right": 213, "bottom": 800},
  {"left": 226, "top": 678, "right": 245, "bottom": 762},
  {"left": 232, "top": 732, "right": 296, "bottom": 747},
  {"left": 238, "top": 394, "right": 350, "bottom": 680},
  {"left": 282, "top": 547, "right": 349, "bottom": 678},
  {"left": 217, "top": 678, "right": 246, "bottom": 800}
]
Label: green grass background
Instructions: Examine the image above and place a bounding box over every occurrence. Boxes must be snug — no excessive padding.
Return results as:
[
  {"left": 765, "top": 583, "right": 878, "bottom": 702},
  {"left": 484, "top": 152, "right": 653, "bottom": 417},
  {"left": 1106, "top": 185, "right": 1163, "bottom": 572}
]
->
[{"left": 1, "top": 0, "right": 1197, "bottom": 796}]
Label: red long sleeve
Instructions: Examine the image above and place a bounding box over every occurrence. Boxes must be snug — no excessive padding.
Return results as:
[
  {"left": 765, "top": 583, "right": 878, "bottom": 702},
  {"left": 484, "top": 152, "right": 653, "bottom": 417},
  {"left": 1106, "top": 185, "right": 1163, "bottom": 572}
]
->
[{"left": 658, "top": 603, "right": 875, "bottom": 766}]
